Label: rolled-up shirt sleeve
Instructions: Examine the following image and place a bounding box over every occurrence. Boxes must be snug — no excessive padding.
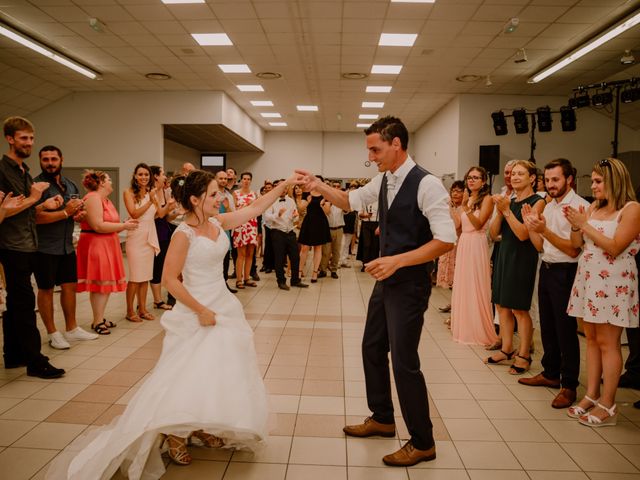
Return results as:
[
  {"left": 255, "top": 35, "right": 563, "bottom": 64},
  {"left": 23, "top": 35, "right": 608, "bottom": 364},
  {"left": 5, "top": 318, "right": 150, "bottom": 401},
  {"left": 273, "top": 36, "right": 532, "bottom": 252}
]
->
[
  {"left": 418, "top": 175, "right": 457, "bottom": 244},
  {"left": 348, "top": 173, "right": 383, "bottom": 213}
]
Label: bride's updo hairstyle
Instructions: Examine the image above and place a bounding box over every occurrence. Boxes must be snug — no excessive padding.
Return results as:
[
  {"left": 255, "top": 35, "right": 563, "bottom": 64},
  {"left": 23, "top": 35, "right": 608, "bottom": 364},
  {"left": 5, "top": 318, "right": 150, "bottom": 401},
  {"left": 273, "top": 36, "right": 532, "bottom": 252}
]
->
[{"left": 170, "top": 170, "right": 215, "bottom": 213}]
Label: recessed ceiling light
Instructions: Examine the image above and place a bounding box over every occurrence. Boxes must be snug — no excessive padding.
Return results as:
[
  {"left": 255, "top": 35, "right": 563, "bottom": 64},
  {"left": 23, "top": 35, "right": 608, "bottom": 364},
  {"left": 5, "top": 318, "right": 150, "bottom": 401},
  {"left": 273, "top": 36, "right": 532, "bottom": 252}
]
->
[
  {"left": 261, "top": 112, "right": 281, "bottom": 118},
  {"left": 218, "top": 64, "right": 250, "bottom": 73},
  {"left": 359, "top": 114, "right": 379, "bottom": 119},
  {"left": 356, "top": 123, "right": 372, "bottom": 128},
  {"left": 371, "top": 65, "right": 402, "bottom": 74},
  {"left": 251, "top": 100, "right": 273, "bottom": 107},
  {"left": 379, "top": 33, "right": 417, "bottom": 47},
  {"left": 191, "top": 33, "right": 232, "bottom": 46},
  {"left": 145, "top": 72, "right": 171, "bottom": 80},
  {"left": 342, "top": 72, "right": 368, "bottom": 80},
  {"left": 237, "top": 84, "right": 264, "bottom": 92},
  {"left": 269, "top": 122, "right": 287, "bottom": 127},
  {"left": 297, "top": 105, "right": 318, "bottom": 111},
  {"left": 455, "top": 75, "right": 481, "bottom": 82},
  {"left": 362, "top": 102, "right": 384, "bottom": 108},
  {"left": 366, "top": 86, "right": 392, "bottom": 93},
  {"left": 256, "top": 71, "right": 282, "bottom": 79},
  {"left": 162, "top": 0, "right": 205, "bottom": 4}
]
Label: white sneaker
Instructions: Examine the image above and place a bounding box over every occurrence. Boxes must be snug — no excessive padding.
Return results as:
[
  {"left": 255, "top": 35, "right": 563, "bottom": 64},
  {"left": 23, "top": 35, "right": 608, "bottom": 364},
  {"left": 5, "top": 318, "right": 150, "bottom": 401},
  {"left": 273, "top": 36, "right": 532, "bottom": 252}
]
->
[
  {"left": 64, "top": 327, "right": 99, "bottom": 342},
  {"left": 49, "top": 331, "right": 71, "bottom": 350}
]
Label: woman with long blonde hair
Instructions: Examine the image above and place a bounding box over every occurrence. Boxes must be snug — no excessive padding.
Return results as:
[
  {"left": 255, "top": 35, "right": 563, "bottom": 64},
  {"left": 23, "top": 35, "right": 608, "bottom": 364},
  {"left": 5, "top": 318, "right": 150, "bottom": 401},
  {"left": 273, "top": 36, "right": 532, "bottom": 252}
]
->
[{"left": 564, "top": 158, "right": 640, "bottom": 427}]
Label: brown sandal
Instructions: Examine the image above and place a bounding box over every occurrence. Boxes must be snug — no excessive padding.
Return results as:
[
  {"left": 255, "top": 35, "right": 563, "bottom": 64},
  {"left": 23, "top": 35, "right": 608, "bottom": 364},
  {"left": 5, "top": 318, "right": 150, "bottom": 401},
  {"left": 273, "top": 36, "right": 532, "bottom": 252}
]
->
[
  {"left": 244, "top": 280, "right": 257, "bottom": 287},
  {"left": 235, "top": 281, "right": 245, "bottom": 289},
  {"left": 190, "top": 430, "right": 225, "bottom": 448},
  {"left": 162, "top": 434, "right": 191, "bottom": 465}
]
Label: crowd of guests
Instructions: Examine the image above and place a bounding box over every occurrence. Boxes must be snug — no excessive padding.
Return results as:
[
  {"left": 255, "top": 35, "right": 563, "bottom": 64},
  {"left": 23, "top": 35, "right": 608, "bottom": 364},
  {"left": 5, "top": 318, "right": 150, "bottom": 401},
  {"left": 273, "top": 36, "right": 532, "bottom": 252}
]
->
[
  {"left": 436, "top": 156, "right": 640, "bottom": 424},
  {"left": 1, "top": 113, "right": 637, "bottom": 430}
]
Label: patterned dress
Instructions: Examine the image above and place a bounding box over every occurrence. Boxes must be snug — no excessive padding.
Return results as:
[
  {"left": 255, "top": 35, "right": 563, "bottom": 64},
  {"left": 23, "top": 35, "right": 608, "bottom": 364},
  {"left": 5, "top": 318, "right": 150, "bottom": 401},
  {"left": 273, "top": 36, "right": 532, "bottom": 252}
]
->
[
  {"left": 232, "top": 190, "right": 258, "bottom": 247},
  {"left": 568, "top": 203, "right": 640, "bottom": 327}
]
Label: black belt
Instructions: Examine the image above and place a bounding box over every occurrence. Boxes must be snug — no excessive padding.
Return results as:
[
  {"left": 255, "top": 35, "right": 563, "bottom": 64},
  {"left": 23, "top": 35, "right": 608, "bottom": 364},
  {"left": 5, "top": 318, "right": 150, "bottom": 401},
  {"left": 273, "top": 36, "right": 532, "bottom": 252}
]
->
[
  {"left": 80, "top": 229, "right": 108, "bottom": 235},
  {"left": 541, "top": 261, "right": 577, "bottom": 270},
  {"left": 330, "top": 226, "right": 343, "bottom": 230}
]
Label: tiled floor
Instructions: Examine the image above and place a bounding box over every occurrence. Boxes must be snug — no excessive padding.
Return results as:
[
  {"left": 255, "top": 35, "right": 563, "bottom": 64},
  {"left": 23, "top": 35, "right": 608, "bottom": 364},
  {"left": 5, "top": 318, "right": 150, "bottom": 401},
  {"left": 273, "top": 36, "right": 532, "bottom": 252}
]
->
[{"left": 0, "top": 260, "right": 639, "bottom": 479}]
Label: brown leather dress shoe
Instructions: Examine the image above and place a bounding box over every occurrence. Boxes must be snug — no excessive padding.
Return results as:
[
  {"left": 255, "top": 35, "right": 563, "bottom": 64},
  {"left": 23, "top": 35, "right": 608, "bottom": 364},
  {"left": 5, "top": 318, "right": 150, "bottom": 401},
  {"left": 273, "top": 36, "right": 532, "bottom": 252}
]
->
[
  {"left": 382, "top": 441, "right": 436, "bottom": 466},
  {"left": 518, "top": 373, "right": 560, "bottom": 388},
  {"left": 551, "top": 388, "right": 577, "bottom": 409},
  {"left": 343, "top": 417, "right": 395, "bottom": 438}
]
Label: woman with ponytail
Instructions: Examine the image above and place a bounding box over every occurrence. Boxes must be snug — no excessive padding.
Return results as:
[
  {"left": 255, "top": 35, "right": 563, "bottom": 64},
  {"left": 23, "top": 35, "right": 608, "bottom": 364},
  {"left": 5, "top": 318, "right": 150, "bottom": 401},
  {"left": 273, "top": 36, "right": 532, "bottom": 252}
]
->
[
  {"left": 450, "top": 166, "right": 500, "bottom": 346},
  {"left": 48, "top": 169, "right": 304, "bottom": 479}
]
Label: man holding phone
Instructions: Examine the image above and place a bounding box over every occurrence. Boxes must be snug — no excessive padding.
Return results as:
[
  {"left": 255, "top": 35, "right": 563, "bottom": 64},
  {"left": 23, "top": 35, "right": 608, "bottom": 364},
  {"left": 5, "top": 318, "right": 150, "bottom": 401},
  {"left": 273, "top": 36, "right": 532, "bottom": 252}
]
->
[{"left": 33, "top": 145, "right": 97, "bottom": 349}]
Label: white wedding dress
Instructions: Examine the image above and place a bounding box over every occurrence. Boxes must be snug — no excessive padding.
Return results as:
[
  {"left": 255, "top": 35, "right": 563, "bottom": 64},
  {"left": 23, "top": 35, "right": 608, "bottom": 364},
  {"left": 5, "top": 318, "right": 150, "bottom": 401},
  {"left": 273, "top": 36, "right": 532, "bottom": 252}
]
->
[{"left": 47, "top": 218, "right": 268, "bottom": 479}]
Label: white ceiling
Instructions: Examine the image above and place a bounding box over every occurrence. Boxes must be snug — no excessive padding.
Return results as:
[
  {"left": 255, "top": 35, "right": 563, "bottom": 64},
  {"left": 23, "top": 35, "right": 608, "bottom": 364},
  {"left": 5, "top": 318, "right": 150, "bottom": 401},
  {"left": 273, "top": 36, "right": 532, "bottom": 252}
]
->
[{"left": 0, "top": 0, "right": 639, "bottom": 134}]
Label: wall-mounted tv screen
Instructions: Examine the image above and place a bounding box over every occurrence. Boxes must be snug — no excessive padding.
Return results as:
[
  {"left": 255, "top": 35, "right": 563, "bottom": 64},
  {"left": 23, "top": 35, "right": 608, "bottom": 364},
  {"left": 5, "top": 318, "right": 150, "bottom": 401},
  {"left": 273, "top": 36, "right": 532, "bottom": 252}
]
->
[{"left": 201, "top": 154, "right": 226, "bottom": 168}]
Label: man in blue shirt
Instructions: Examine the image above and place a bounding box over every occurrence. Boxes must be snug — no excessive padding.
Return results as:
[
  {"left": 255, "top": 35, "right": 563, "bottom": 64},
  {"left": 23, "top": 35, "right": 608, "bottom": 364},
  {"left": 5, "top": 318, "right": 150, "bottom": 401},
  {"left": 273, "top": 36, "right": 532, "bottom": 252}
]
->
[{"left": 34, "top": 145, "right": 97, "bottom": 349}]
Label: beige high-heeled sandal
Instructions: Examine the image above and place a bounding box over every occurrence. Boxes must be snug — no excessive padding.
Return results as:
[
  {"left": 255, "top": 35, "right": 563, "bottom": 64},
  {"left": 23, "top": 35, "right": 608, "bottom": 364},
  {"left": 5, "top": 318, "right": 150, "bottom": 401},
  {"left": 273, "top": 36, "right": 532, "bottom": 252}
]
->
[
  {"left": 161, "top": 434, "right": 191, "bottom": 465},
  {"left": 190, "top": 429, "right": 225, "bottom": 448}
]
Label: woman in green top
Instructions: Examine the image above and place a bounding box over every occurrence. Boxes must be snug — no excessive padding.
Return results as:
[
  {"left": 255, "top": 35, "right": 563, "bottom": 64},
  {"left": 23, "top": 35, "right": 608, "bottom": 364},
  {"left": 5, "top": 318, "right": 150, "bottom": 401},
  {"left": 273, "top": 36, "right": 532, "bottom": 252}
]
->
[{"left": 486, "top": 160, "right": 545, "bottom": 374}]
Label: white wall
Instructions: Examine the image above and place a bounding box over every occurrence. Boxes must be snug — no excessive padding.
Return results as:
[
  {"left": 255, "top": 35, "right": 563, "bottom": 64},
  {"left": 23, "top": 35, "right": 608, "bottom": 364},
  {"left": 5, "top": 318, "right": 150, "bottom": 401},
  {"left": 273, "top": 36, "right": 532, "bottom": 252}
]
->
[
  {"left": 229, "top": 131, "right": 378, "bottom": 187},
  {"left": 30, "top": 91, "right": 263, "bottom": 212},
  {"left": 413, "top": 97, "right": 460, "bottom": 180},
  {"left": 163, "top": 138, "right": 200, "bottom": 175}
]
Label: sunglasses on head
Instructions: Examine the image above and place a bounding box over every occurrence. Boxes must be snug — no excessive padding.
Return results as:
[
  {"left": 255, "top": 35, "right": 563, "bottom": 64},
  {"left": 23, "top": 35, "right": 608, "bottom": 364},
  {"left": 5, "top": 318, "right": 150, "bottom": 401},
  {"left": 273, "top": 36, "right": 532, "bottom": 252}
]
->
[{"left": 599, "top": 158, "right": 611, "bottom": 168}]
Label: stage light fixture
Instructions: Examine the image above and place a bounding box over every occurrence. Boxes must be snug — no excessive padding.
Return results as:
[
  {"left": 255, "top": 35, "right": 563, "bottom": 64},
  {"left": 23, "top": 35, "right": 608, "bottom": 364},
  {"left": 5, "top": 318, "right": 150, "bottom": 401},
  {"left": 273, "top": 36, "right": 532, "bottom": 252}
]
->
[
  {"left": 560, "top": 106, "right": 576, "bottom": 132},
  {"left": 591, "top": 89, "right": 613, "bottom": 106},
  {"left": 491, "top": 111, "right": 507, "bottom": 136},
  {"left": 569, "top": 91, "right": 590, "bottom": 109},
  {"left": 536, "top": 106, "right": 552, "bottom": 132},
  {"left": 621, "top": 84, "right": 640, "bottom": 103},
  {"left": 512, "top": 108, "right": 529, "bottom": 134}
]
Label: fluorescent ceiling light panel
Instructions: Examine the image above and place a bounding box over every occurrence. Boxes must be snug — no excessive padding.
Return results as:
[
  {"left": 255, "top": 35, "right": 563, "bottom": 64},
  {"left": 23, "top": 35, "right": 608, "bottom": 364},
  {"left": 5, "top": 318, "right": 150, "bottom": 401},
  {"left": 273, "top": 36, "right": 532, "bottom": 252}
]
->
[
  {"left": 0, "top": 23, "right": 99, "bottom": 79},
  {"left": 218, "top": 64, "right": 250, "bottom": 73},
  {"left": 529, "top": 10, "right": 640, "bottom": 83},
  {"left": 366, "top": 86, "right": 392, "bottom": 93},
  {"left": 296, "top": 105, "right": 319, "bottom": 111},
  {"left": 261, "top": 112, "right": 281, "bottom": 118},
  {"left": 237, "top": 84, "right": 263, "bottom": 92},
  {"left": 357, "top": 123, "right": 372, "bottom": 128},
  {"left": 161, "top": 0, "right": 205, "bottom": 4},
  {"left": 379, "top": 33, "right": 417, "bottom": 47},
  {"left": 251, "top": 100, "right": 273, "bottom": 106},
  {"left": 359, "top": 114, "right": 379, "bottom": 119},
  {"left": 269, "top": 122, "right": 287, "bottom": 127},
  {"left": 191, "top": 33, "right": 232, "bottom": 46},
  {"left": 362, "top": 102, "right": 384, "bottom": 108},
  {"left": 371, "top": 65, "right": 402, "bottom": 74}
]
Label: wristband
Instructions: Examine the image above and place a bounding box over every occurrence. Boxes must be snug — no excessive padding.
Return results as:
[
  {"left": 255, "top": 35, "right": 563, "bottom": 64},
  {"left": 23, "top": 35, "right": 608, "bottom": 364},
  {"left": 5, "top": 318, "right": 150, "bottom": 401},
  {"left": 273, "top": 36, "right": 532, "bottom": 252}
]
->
[{"left": 571, "top": 227, "right": 580, "bottom": 232}]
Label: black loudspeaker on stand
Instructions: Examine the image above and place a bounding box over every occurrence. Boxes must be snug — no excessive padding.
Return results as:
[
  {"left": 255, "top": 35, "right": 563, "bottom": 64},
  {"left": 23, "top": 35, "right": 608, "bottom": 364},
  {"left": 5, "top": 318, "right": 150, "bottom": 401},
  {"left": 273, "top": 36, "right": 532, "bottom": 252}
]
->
[{"left": 479, "top": 145, "right": 500, "bottom": 191}]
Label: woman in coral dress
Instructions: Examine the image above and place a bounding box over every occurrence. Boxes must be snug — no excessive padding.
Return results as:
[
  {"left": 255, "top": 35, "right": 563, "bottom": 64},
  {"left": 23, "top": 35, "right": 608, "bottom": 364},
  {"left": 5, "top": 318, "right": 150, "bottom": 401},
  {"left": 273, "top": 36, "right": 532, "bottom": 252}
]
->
[
  {"left": 76, "top": 170, "right": 138, "bottom": 335},
  {"left": 232, "top": 172, "right": 258, "bottom": 288},
  {"left": 451, "top": 167, "right": 499, "bottom": 346}
]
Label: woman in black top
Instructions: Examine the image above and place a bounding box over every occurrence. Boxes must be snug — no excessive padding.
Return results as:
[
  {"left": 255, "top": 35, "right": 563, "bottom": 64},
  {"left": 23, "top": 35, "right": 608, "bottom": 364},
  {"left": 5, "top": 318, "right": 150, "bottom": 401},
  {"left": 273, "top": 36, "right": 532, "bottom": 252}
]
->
[{"left": 298, "top": 175, "right": 331, "bottom": 282}]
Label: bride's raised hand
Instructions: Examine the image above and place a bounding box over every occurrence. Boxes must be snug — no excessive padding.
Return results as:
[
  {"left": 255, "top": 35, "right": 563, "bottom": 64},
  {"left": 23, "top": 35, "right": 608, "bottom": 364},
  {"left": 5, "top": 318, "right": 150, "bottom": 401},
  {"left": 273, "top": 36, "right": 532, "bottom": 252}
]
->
[
  {"left": 293, "top": 169, "right": 318, "bottom": 191},
  {"left": 197, "top": 307, "right": 217, "bottom": 327},
  {"left": 285, "top": 172, "right": 305, "bottom": 187}
]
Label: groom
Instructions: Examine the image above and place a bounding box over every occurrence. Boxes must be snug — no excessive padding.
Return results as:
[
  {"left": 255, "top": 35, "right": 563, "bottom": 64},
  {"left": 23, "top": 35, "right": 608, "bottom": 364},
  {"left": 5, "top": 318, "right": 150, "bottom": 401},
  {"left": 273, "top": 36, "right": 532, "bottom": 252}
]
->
[{"left": 297, "top": 116, "right": 455, "bottom": 466}]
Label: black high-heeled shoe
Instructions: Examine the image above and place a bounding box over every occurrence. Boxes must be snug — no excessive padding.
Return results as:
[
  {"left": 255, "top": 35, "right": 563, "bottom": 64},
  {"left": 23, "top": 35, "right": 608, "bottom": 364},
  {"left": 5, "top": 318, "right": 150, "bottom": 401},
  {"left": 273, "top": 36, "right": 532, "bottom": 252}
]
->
[
  {"left": 311, "top": 270, "right": 318, "bottom": 283},
  {"left": 509, "top": 355, "right": 532, "bottom": 375},
  {"left": 484, "top": 350, "right": 516, "bottom": 365}
]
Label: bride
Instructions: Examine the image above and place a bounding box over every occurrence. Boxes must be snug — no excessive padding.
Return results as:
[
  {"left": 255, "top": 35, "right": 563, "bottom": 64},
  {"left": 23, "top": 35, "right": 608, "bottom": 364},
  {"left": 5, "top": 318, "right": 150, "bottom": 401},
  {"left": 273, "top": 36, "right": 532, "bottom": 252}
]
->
[{"left": 47, "top": 169, "right": 303, "bottom": 479}]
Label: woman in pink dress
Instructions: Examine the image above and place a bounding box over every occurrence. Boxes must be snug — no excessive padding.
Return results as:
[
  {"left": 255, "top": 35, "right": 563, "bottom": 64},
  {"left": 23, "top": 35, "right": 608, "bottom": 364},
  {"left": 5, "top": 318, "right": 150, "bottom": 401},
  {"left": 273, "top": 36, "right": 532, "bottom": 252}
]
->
[
  {"left": 124, "top": 163, "right": 160, "bottom": 322},
  {"left": 232, "top": 172, "right": 258, "bottom": 289},
  {"left": 76, "top": 170, "right": 138, "bottom": 334},
  {"left": 451, "top": 166, "right": 500, "bottom": 346}
]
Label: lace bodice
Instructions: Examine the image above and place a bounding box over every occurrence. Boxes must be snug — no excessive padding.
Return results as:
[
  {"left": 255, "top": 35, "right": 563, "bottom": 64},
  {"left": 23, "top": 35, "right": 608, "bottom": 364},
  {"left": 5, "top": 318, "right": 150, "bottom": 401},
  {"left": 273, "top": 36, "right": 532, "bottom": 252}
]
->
[{"left": 175, "top": 217, "right": 229, "bottom": 289}]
